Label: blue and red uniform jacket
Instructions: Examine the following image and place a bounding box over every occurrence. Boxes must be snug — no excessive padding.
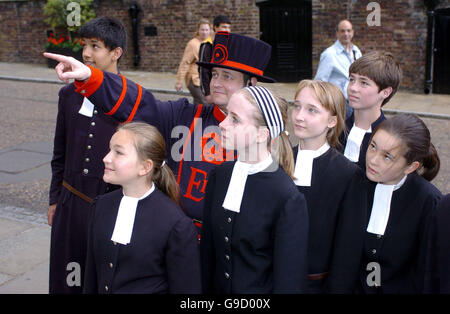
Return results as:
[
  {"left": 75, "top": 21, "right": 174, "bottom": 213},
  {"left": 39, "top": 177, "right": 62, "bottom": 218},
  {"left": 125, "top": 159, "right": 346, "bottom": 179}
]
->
[{"left": 73, "top": 67, "right": 236, "bottom": 226}]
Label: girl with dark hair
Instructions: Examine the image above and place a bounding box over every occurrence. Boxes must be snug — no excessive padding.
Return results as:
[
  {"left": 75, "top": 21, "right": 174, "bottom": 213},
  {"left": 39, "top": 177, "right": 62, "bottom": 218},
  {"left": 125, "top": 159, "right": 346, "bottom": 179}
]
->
[
  {"left": 290, "top": 80, "right": 366, "bottom": 293},
  {"left": 359, "top": 114, "right": 442, "bottom": 294},
  {"left": 200, "top": 86, "right": 309, "bottom": 294},
  {"left": 83, "top": 122, "right": 201, "bottom": 294}
]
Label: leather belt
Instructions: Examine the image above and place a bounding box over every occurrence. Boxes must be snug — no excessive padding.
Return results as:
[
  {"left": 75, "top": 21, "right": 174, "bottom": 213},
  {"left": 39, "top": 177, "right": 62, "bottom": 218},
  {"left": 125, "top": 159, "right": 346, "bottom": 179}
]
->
[
  {"left": 62, "top": 180, "right": 93, "bottom": 204},
  {"left": 307, "top": 272, "right": 328, "bottom": 281}
]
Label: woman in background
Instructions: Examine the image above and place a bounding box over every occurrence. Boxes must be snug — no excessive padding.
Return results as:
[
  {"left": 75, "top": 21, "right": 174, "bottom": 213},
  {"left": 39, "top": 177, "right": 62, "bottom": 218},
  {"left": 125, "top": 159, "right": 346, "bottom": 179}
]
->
[{"left": 175, "top": 18, "right": 211, "bottom": 105}]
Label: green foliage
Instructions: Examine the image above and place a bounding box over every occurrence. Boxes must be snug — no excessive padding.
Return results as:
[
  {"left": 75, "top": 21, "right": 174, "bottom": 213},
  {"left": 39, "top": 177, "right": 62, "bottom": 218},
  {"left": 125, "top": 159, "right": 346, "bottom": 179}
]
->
[{"left": 43, "top": 0, "right": 96, "bottom": 33}]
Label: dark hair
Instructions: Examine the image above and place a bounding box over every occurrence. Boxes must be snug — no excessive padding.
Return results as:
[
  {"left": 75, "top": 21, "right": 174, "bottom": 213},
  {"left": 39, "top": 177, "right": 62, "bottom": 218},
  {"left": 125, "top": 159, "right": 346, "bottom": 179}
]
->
[
  {"left": 117, "top": 122, "right": 180, "bottom": 206},
  {"left": 213, "top": 15, "right": 231, "bottom": 27},
  {"left": 243, "top": 73, "right": 253, "bottom": 87},
  {"left": 79, "top": 16, "right": 127, "bottom": 54},
  {"left": 375, "top": 114, "right": 440, "bottom": 181},
  {"left": 349, "top": 51, "right": 402, "bottom": 106}
]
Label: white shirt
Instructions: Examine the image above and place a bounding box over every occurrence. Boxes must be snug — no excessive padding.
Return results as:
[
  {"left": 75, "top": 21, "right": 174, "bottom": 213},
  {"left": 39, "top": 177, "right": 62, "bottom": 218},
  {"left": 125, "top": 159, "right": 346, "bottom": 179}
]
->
[
  {"left": 314, "top": 40, "right": 362, "bottom": 99},
  {"left": 294, "top": 142, "right": 330, "bottom": 187},
  {"left": 111, "top": 184, "right": 155, "bottom": 245},
  {"left": 344, "top": 124, "right": 372, "bottom": 162},
  {"left": 366, "top": 175, "right": 408, "bottom": 236},
  {"left": 222, "top": 154, "right": 274, "bottom": 213}
]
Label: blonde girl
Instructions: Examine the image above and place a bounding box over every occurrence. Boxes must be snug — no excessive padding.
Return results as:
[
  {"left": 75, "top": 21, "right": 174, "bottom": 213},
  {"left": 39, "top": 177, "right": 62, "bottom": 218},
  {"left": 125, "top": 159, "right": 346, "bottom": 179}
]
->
[
  {"left": 201, "top": 86, "right": 309, "bottom": 293},
  {"left": 291, "top": 80, "right": 366, "bottom": 293}
]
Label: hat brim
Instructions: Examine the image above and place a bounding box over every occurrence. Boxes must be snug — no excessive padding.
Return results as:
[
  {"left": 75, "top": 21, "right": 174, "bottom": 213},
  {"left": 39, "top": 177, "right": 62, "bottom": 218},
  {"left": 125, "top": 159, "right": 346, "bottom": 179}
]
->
[{"left": 197, "top": 61, "right": 276, "bottom": 83}]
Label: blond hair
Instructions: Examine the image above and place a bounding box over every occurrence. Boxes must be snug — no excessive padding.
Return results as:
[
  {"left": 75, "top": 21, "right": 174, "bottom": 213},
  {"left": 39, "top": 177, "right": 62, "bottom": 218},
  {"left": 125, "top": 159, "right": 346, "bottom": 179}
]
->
[
  {"left": 236, "top": 88, "right": 295, "bottom": 179},
  {"left": 195, "top": 18, "right": 211, "bottom": 37},
  {"left": 294, "top": 79, "right": 346, "bottom": 148}
]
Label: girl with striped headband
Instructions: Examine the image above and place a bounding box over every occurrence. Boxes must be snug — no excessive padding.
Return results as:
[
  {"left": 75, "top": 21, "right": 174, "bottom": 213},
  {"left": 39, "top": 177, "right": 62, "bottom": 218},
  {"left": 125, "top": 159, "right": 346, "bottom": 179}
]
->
[{"left": 200, "top": 86, "right": 309, "bottom": 293}]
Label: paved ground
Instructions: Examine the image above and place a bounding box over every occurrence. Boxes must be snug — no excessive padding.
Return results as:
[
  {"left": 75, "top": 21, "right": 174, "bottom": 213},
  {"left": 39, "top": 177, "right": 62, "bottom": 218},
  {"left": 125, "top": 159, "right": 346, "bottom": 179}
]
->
[{"left": 0, "top": 62, "right": 448, "bottom": 294}]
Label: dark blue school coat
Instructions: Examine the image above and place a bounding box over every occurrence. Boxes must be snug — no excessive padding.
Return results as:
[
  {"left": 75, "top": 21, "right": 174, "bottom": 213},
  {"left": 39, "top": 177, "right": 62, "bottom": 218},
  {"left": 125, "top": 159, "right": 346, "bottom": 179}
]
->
[
  {"left": 424, "top": 194, "right": 450, "bottom": 293},
  {"left": 49, "top": 83, "right": 119, "bottom": 294},
  {"left": 358, "top": 173, "right": 442, "bottom": 294},
  {"left": 200, "top": 161, "right": 309, "bottom": 294},
  {"left": 83, "top": 188, "right": 202, "bottom": 294},
  {"left": 292, "top": 146, "right": 367, "bottom": 293}
]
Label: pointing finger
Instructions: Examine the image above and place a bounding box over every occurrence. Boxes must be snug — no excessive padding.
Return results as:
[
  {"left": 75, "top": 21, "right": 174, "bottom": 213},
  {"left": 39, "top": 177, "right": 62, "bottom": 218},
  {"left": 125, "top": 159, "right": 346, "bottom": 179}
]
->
[{"left": 43, "top": 52, "right": 73, "bottom": 64}]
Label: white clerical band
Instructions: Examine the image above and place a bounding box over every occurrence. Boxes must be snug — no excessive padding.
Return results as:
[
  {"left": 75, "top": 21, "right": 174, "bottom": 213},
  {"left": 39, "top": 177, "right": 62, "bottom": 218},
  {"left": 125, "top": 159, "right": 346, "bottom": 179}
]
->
[
  {"left": 344, "top": 124, "right": 371, "bottom": 162},
  {"left": 245, "top": 86, "right": 284, "bottom": 139},
  {"left": 366, "top": 175, "right": 407, "bottom": 236},
  {"left": 222, "top": 154, "right": 273, "bottom": 213},
  {"left": 111, "top": 183, "right": 155, "bottom": 245},
  {"left": 294, "top": 142, "right": 330, "bottom": 187}
]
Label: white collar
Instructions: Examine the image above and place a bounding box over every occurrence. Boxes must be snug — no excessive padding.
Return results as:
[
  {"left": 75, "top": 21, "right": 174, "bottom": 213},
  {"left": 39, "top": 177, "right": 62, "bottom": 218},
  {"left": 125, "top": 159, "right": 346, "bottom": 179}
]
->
[
  {"left": 78, "top": 97, "right": 95, "bottom": 117},
  {"left": 222, "top": 154, "right": 273, "bottom": 213},
  {"left": 111, "top": 183, "right": 155, "bottom": 245},
  {"left": 344, "top": 123, "right": 372, "bottom": 162},
  {"left": 366, "top": 175, "right": 407, "bottom": 236},
  {"left": 294, "top": 142, "right": 330, "bottom": 186},
  {"left": 335, "top": 40, "right": 354, "bottom": 54}
]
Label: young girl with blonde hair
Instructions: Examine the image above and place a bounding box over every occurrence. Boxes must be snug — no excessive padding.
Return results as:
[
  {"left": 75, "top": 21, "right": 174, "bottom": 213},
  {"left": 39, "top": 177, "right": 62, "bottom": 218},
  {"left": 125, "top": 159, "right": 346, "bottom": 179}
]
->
[
  {"left": 201, "top": 86, "right": 309, "bottom": 294},
  {"left": 291, "top": 80, "right": 366, "bottom": 293},
  {"left": 175, "top": 18, "right": 211, "bottom": 105},
  {"left": 84, "top": 122, "right": 201, "bottom": 294}
]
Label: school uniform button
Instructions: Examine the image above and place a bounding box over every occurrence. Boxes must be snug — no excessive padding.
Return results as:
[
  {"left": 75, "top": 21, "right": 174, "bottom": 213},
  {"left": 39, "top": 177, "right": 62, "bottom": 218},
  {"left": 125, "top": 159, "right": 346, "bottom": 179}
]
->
[
  {"left": 87, "top": 145, "right": 92, "bottom": 150},
  {"left": 109, "top": 263, "right": 113, "bottom": 268},
  {"left": 88, "top": 133, "right": 93, "bottom": 138},
  {"left": 224, "top": 236, "right": 229, "bottom": 243},
  {"left": 83, "top": 169, "right": 89, "bottom": 175},
  {"left": 85, "top": 158, "right": 90, "bottom": 162},
  {"left": 224, "top": 272, "right": 230, "bottom": 279},
  {"left": 113, "top": 241, "right": 117, "bottom": 246},
  {"left": 225, "top": 255, "right": 230, "bottom": 261},
  {"left": 105, "top": 285, "right": 109, "bottom": 292},
  {"left": 372, "top": 249, "right": 377, "bottom": 254},
  {"left": 377, "top": 234, "right": 382, "bottom": 239},
  {"left": 227, "top": 217, "right": 232, "bottom": 223},
  {"left": 93, "top": 110, "right": 98, "bottom": 114},
  {"left": 91, "top": 122, "right": 96, "bottom": 126}
]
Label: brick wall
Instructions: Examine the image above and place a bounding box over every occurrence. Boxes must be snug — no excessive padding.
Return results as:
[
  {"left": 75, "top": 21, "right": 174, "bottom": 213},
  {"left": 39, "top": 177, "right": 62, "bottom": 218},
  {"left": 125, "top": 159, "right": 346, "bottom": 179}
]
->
[
  {"left": 0, "top": 0, "right": 48, "bottom": 63},
  {"left": 1, "top": 0, "right": 449, "bottom": 92},
  {"left": 88, "top": 0, "right": 259, "bottom": 72},
  {"left": 312, "top": 0, "right": 450, "bottom": 92}
]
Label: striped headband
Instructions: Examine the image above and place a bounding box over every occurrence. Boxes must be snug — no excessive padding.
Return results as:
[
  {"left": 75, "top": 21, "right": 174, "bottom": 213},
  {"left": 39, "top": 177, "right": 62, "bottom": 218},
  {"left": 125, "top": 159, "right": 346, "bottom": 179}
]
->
[{"left": 245, "top": 86, "right": 284, "bottom": 139}]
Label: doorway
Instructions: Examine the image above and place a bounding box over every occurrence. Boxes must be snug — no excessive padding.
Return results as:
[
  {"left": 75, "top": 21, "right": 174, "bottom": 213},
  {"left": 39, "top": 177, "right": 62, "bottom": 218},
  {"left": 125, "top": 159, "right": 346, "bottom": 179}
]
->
[
  {"left": 433, "top": 8, "right": 450, "bottom": 94},
  {"left": 257, "top": 0, "right": 312, "bottom": 82}
]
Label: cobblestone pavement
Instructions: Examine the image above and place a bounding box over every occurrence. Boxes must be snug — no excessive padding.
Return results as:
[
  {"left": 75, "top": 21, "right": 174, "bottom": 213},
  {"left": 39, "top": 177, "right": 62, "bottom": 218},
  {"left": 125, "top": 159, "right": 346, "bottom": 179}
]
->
[{"left": 0, "top": 80, "right": 448, "bottom": 220}]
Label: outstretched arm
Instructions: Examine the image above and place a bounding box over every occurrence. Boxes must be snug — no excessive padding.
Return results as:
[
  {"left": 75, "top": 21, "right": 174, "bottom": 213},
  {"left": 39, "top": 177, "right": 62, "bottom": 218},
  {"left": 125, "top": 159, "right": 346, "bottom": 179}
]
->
[{"left": 43, "top": 52, "right": 91, "bottom": 83}]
